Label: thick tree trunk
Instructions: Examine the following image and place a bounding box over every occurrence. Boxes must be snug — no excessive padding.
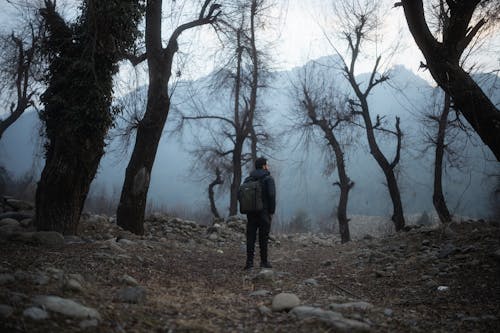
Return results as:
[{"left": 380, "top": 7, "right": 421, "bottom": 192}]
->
[
  {"left": 400, "top": 0, "right": 500, "bottom": 161},
  {"left": 116, "top": 91, "right": 169, "bottom": 234},
  {"left": 35, "top": 0, "right": 142, "bottom": 235},
  {"left": 117, "top": 0, "right": 171, "bottom": 235},
  {"left": 433, "top": 93, "right": 452, "bottom": 223},
  {"left": 116, "top": 0, "right": 219, "bottom": 234},
  {"left": 36, "top": 141, "right": 102, "bottom": 234}
]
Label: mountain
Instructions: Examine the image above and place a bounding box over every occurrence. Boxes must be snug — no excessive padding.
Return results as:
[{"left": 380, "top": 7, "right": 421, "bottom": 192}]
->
[{"left": 1, "top": 56, "right": 498, "bottom": 223}]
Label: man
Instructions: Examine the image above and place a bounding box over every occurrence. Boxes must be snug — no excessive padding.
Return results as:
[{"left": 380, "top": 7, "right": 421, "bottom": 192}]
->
[{"left": 242, "top": 157, "right": 276, "bottom": 270}]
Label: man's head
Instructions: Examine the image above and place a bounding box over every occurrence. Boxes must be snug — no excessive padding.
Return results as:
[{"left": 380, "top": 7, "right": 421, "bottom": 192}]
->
[{"left": 255, "top": 157, "right": 268, "bottom": 170}]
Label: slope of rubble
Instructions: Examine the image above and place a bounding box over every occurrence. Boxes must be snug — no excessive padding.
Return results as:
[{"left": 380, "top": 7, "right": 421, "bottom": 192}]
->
[{"left": 1, "top": 197, "right": 499, "bottom": 332}]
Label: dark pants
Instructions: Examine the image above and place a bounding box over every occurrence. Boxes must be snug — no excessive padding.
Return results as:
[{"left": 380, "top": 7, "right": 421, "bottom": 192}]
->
[{"left": 246, "top": 212, "right": 271, "bottom": 264}]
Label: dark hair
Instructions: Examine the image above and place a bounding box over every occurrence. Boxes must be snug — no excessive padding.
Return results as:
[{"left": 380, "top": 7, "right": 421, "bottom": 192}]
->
[{"left": 255, "top": 157, "right": 267, "bottom": 169}]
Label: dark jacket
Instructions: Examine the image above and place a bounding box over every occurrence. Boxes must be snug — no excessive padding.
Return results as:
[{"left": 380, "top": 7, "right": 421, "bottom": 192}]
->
[{"left": 245, "top": 169, "right": 276, "bottom": 214}]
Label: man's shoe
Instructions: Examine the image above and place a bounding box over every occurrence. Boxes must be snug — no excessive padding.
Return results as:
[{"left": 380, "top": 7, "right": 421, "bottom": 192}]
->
[{"left": 260, "top": 261, "right": 272, "bottom": 269}]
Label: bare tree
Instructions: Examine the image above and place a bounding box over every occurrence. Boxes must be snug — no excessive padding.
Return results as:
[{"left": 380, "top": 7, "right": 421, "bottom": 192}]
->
[
  {"left": 0, "top": 4, "right": 43, "bottom": 140},
  {"left": 397, "top": 0, "right": 500, "bottom": 161},
  {"left": 292, "top": 65, "right": 355, "bottom": 243},
  {"left": 180, "top": 0, "right": 275, "bottom": 217},
  {"left": 327, "top": 0, "right": 406, "bottom": 231},
  {"left": 35, "top": 0, "right": 144, "bottom": 234},
  {"left": 116, "top": 0, "right": 221, "bottom": 235}
]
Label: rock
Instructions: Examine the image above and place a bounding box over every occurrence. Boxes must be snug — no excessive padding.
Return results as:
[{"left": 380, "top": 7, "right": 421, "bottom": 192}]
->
[
  {"left": 64, "top": 278, "right": 84, "bottom": 292},
  {"left": 33, "top": 273, "right": 50, "bottom": 285},
  {"left": 0, "top": 217, "right": 19, "bottom": 227},
  {"left": 303, "top": 278, "right": 319, "bottom": 286},
  {"left": 9, "top": 232, "right": 35, "bottom": 244},
  {"left": 271, "top": 293, "right": 300, "bottom": 312},
  {"left": 384, "top": 308, "right": 394, "bottom": 317},
  {"left": 33, "top": 231, "right": 65, "bottom": 247},
  {"left": 329, "top": 317, "right": 372, "bottom": 332},
  {"left": 117, "top": 287, "right": 147, "bottom": 304},
  {"left": 80, "top": 318, "right": 99, "bottom": 329},
  {"left": 6, "top": 199, "right": 34, "bottom": 211},
  {"left": 329, "top": 301, "right": 374, "bottom": 312},
  {"left": 120, "top": 274, "right": 139, "bottom": 286},
  {"left": 437, "top": 243, "right": 459, "bottom": 259},
  {"left": 258, "top": 305, "right": 271, "bottom": 315},
  {"left": 118, "top": 238, "right": 135, "bottom": 246},
  {"left": 23, "top": 307, "right": 49, "bottom": 320},
  {"left": 290, "top": 306, "right": 343, "bottom": 321},
  {"left": 290, "top": 306, "right": 371, "bottom": 332},
  {"left": 0, "top": 273, "right": 15, "bottom": 285},
  {"left": 19, "top": 218, "right": 32, "bottom": 227},
  {"left": 33, "top": 295, "right": 101, "bottom": 320},
  {"left": 0, "top": 304, "right": 14, "bottom": 318},
  {"left": 252, "top": 269, "right": 275, "bottom": 282},
  {"left": 0, "top": 211, "right": 34, "bottom": 221},
  {"left": 250, "top": 289, "right": 271, "bottom": 297}
]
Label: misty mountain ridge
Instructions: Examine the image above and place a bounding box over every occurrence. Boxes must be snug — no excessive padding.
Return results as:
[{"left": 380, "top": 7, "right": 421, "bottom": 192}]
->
[{"left": 1, "top": 55, "right": 498, "bottom": 223}]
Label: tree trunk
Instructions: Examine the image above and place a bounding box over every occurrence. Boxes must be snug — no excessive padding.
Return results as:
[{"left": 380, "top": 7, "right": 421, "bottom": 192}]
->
[
  {"left": 322, "top": 123, "right": 352, "bottom": 243},
  {"left": 229, "top": 139, "right": 244, "bottom": 216},
  {"left": 36, "top": 141, "right": 102, "bottom": 234},
  {"left": 400, "top": 0, "right": 500, "bottom": 161},
  {"left": 363, "top": 110, "right": 405, "bottom": 231},
  {"left": 208, "top": 168, "right": 222, "bottom": 218},
  {"left": 117, "top": 0, "right": 171, "bottom": 235},
  {"left": 116, "top": 0, "right": 219, "bottom": 234},
  {"left": 116, "top": 91, "right": 169, "bottom": 234},
  {"left": 433, "top": 93, "right": 452, "bottom": 223},
  {"left": 35, "top": 0, "right": 142, "bottom": 235}
]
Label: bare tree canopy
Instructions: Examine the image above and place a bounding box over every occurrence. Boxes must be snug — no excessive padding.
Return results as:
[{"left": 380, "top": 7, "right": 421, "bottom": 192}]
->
[{"left": 397, "top": 0, "right": 500, "bottom": 161}]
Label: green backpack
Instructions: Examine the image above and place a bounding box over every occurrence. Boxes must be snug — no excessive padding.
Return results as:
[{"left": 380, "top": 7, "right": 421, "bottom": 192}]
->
[{"left": 238, "top": 178, "right": 264, "bottom": 214}]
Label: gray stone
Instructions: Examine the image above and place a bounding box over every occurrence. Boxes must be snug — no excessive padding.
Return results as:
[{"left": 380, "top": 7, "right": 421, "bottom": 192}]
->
[
  {"left": 272, "top": 293, "right": 300, "bottom": 312},
  {"left": 0, "top": 218, "right": 19, "bottom": 227},
  {"left": 0, "top": 304, "right": 14, "bottom": 318},
  {"left": 117, "top": 287, "right": 147, "bottom": 304},
  {"left": 0, "top": 211, "right": 34, "bottom": 221},
  {"left": 258, "top": 305, "right": 272, "bottom": 315},
  {"left": 118, "top": 238, "right": 135, "bottom": 246},
  {"left": 303, "top": 278, "right": 319, "bottom": 286},
  {"left": 384, "top": 308, "right": 394, "bottom": 317},
  {"left": 64, "top": 278, "right": 84, "bottom": 292},
  {"left": 6, "top": 199, "right": 34, "bottom": 211},
  {"left": 33, "top": 231, "right": 65, "bottom": 247},
  {"left": 23, "top": 307, "right": 49, "bottom": 320},
  {"left": 33, "top": 295, "right": 101, "bottom": 320},
  {"left": 250, "top": 289, "right": 271, "bottom": 297},
  {"left": 33, "top": 273, "right": 50, "bottom": 285},
  {"left": 19, "top": 218, "right": 33, "bottom": 227},
  {"left": 329, "top": 317, "right": 372, "bottom": 332},
  {"left": 0, "top": 273, "right": 15, "bottom": 285},
  {"left": 329, "top": 301, "right": 374, "bottom": 312},
  {"left": 252, "top": 269, "right": 275, "bottom": 282},
  {"left": 290, "top": 306, "right": 343, "bottom": 321},
  {"left": 79, "top": 318, "right": 99, "bottom": 329},
  {"left": 290, "top": 306, "right": 371, "bottom": 332},
  {"left": 437, "top": 243, "right": 459, "bottom": 259},
  {"left": 120, "top": 274, "right": 139, "bottom": 286}
]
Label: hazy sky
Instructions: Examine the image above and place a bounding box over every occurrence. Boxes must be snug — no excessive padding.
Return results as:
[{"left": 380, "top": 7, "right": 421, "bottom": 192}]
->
[{"left": 0, "top": 0, "right": 498, "bottom": 91}]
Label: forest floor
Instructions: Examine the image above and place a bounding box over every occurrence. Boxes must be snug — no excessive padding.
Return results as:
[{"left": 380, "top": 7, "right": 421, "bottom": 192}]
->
[{"left": 1, "top": 208, "right": 499, "bottom": 332}]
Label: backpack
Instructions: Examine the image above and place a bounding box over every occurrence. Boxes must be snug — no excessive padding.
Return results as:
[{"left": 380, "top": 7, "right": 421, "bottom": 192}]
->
[{"left": 238, "top": 177, "right": 264, "bottom": 214}]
